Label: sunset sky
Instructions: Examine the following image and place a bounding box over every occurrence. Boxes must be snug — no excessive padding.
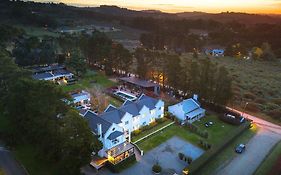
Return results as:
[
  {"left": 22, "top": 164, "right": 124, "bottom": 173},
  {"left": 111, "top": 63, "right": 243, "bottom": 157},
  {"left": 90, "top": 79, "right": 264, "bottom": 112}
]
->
[{"left": 33, "top": 0, "right": 281, "bottom": 14}]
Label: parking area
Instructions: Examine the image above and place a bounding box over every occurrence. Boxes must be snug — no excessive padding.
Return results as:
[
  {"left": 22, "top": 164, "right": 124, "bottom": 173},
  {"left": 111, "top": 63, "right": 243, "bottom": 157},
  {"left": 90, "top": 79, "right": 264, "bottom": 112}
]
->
[{"left": 85, "top": 136, "right": 204, "bottom": 175}]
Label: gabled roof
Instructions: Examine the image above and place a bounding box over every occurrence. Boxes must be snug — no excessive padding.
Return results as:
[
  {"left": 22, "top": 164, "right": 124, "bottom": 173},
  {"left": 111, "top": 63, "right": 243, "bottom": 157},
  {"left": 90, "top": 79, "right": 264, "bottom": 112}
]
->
[
  {"left": 100, "top": 109, "right": 126, "bottom": 124},
  {"left": 99, "top": 94, "right": 160, "bottom": 123},
  {"left": 104, "top": 104, "right": 117, "bottom": 112},
  {"left": 32, "top": 72, "right": 53, "bottom": 80},
  {"left": 182, "top": 99, "right": 200, "bottom": 114},
  {"left": 107, "top": 131, "right": 123, "bottom": 140},
  {"left": 84, "top": 111, "right": 112, "bottom": 135},
  {"left": 119, "top": 77, "right": 159, "bottom": 88}
]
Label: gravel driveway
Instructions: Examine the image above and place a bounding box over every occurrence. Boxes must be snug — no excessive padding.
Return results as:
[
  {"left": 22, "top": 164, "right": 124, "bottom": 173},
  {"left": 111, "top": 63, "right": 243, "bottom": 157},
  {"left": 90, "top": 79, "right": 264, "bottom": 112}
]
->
[
  {"left": 216, "top": 128, "right": 281, "bottom": 175},
  {"left": 85, "top": 136, "right": 204, "bottom": 175}
]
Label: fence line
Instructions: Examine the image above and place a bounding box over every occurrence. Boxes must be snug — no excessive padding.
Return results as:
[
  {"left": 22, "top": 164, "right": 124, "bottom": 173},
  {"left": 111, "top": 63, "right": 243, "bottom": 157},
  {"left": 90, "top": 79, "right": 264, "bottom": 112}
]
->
[{"left": 133, "top": 121, "right": 175, "bottom": 144}]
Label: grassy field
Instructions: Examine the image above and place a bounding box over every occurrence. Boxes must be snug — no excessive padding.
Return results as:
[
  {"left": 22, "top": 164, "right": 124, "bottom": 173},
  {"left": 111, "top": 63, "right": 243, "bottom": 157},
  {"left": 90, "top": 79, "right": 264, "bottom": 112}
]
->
[
  {"left": 131, "top": 119, "right": 174, "bottom": 143},
  {"left": 254, "top": 141, "right": 281, "bottom": 175},
  {"left": 62, "top": 70, "right": 117, "bottom": 92},
  {"left": 15, "top": 25, "right": 59, "bottom": 38},
  {"left": 195, "top": 125, "right": 258, "bottom": 175},
  {"left": 137, "top": 114, "right": 238, "bottom": 152},
  {"left": 13, "top": 145, "right": 60, "bottom": 175},
  {"left": 181, "top": 53, "right": 281, "bottom": 125}
]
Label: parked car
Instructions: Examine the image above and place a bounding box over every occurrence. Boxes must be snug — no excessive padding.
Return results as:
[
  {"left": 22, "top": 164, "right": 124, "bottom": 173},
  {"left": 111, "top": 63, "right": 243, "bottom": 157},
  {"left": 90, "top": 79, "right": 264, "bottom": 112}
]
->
[
  {"left": 235, "top": 144, "right": 246, "bottom": 153},
  {"left": 208, "top": 121, "right": 213, "bottom": 125}
]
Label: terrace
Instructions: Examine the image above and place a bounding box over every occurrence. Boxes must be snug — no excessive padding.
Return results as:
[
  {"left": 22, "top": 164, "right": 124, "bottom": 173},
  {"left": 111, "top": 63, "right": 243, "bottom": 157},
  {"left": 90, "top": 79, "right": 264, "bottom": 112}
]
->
[{"left": 106, "top": 142, "right": 135, "bottom": 165}]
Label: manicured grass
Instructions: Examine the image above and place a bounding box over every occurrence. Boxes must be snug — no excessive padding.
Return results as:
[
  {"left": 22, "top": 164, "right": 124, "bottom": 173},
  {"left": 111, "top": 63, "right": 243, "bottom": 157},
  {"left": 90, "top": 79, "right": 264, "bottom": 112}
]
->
[
  {"left": 62, "top": 70, "right": 117, "bottom": 92},
  {"left": 13, "top": 145, "right": 60, "bottom": 175},
  {"left": 192, "top": 114, "right": 237, "bottom": 145},
  {"left": 137, "top": 114, "right": 238, "bottom": 152},
  {"left": 137, "top": 124, "right": 200, "bottom": 152},
  {"left": 131, "top": 120, "right": 174, "bottom": 142},
  {"left": 254, "top": 141, "right": 281, "bottom": 175},
  {"left": 195, "top": 124, "right": 258, "bottom": 175}
]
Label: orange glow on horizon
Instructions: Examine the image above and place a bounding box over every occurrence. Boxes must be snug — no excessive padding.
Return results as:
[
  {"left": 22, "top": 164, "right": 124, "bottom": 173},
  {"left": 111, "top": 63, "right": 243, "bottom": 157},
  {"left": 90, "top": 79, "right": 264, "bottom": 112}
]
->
[{"left": 33, "top": 0, "right": 281, "bottom": 14}]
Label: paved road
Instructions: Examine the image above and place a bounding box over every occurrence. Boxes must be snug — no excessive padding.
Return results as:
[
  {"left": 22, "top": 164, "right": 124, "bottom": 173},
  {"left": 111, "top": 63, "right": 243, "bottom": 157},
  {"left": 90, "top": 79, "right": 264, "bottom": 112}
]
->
[
  {"left": 215, "top": 108, "right": 281, "bottom": 175},
  {"left": 0, "top": 145, "right": 27, "bottom": 175}
]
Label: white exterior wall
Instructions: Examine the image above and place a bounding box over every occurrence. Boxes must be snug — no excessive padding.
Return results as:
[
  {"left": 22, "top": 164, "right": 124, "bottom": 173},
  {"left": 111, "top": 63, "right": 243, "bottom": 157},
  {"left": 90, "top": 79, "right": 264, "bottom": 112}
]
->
[
  {"left": 155, "top": 100, "right": 165, "bottom": 118},
  {"left": 168, "top": 104, "right": 185, "bottom": 121},
  {"left": 102, "top": 124, "right": 126, "bottom": 150}
]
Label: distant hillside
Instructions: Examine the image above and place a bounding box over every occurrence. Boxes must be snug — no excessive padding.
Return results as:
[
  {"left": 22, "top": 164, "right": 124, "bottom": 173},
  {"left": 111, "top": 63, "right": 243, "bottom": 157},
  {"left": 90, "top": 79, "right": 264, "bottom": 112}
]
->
[
  {"left": 88, "top": 5, "right": 176, "bottom": 19},
  {"left": 176, "top": 12, "right": 281, "bottom": 24}
]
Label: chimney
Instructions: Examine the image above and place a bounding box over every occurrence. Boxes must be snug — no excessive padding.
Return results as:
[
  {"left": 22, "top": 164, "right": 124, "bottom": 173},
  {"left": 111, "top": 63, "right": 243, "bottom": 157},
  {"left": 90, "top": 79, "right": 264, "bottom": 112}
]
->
[
  {"left": 97, "top": 123, "right": 102, "bottom": 138},
  {"left": 193, "top": 94, "right": 198, "bottom": 101}
]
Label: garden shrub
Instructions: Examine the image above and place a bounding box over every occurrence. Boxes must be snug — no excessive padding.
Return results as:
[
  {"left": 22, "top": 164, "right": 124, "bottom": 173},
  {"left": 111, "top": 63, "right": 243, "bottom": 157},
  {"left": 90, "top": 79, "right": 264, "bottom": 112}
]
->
[
  {"left": 246, "top": 102, "right": 260, "bottom": 112},
  {"left": 178, "top": 152, "right": 184, "bottom": 160},
  {"left": 243, "top": 92, "right": 257, "bottom": 100},
  {"left": 271, "top": 98, "right": 281, "bottom": 106},
  {"left": 218, "top": 113, "right": 241, "bottom": 125},
  {"left": 155, "top": 117, "right": 167, "bottom": 124},
  {"left": 132, "top": 129, "right": 141, "bottom": 136},
  {"left": 255, "top": 98, "right": 267, "bottom": 104},
  {"left": 267, "top": 109, "right": 281, "bottom": 120},
  {"left": 152, "top": 164, "right": 162, "bottom": 173},
  {"left": 187, "top": 157, "right": 193, "bottom": 164}
]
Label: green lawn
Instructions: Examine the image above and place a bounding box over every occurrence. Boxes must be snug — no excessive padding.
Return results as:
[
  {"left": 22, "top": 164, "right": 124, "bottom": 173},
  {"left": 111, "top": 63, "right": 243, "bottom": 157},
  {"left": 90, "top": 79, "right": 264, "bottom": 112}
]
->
[
  {"left": 13, "top": 145, "right": 60, "bottom": 175},
  {"left": 62, "top": 70, "right": 117, "bottom": 92},
  {"left": 254, "top": 141, "right": 281, "bottom": 175},
  {"left": 192, "top": 114, "right": 237, "bottom": 145},
  {"left": 137, "top": 114, "right": 238, "bottom": 152},
  {"left": 108, "top": 96, "right": 123, "bottom": 107},
  {"left": 131, "top": 119, "right": 174, "bottom": 142},
  {"left": 195, "top": 125, "right": 258, "bottom": 175}
]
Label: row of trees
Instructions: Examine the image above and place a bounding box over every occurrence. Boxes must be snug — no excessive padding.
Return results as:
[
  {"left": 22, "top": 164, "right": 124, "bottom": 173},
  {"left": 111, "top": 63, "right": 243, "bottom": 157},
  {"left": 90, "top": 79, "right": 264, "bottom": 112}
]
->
[
  {"left": 59, "top": 31, "right": 132, "bottom": 75},
  {"left": 0, "top": 51, "right": 102, "bottom": 174},
  {"left": 135, "top": 48, "right": 232, "bottom": 105}
]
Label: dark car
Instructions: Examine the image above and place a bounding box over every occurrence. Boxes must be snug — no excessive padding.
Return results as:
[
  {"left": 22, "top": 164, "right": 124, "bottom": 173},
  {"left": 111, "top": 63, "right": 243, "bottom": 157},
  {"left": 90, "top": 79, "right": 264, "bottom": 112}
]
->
[{"left": 235, "top": 144, "right": 246, "bottom": 153}]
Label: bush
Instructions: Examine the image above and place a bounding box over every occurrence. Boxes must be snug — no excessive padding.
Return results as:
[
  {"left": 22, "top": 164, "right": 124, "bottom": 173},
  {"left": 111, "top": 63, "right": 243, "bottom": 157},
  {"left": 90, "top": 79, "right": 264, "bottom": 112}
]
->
[
  {"left": 267, "top": 109, "right": 281, "bottom": 120},
  {"left": 198, "top": 140, "right": 212, "bottom": 150},
  {"left": 106, "top": 155, "right": 136, "bottom": 173},
  {"left": 243, "top": 92, "right": 256, "bottom": 100},
  {"left": 155, "top": 117, "right": 167, "bottom": 124},
  {"left": 218, "top": 113, "right": 241, "bottom": 125},
  {"left": 187, "top": 157, "right": 193, "bottom": 164},
  {"left": 246, "top": 102, "right": 260, "bottom": 112},
  {"left": 271, "top": 98, "right": 281, "bottom": 106},
  {"left": 132, "top": 129, "right": 141, "bottom": 136},
  {"left": 178, "top": 152, "right": 184, "bottom": 160},
  {"left": 152, "top": 164, "right": 162, "bottom": 173}
]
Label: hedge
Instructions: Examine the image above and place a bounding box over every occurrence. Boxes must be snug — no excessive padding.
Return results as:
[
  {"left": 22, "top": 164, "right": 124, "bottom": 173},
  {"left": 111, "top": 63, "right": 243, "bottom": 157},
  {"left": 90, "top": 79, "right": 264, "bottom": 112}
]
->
[
  {"left": 186, "top": 121, "right": 251, "bottom": 175},
  {"left": 106, "top": 154, "right": 136, "bottom": 173}
]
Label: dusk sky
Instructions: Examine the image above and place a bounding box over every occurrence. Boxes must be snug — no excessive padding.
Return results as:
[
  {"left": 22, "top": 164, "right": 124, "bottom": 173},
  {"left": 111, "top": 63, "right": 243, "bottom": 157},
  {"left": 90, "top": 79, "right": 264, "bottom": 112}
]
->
[{"left": 32, "top": 0, "right": 281, "bottom": 14}]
